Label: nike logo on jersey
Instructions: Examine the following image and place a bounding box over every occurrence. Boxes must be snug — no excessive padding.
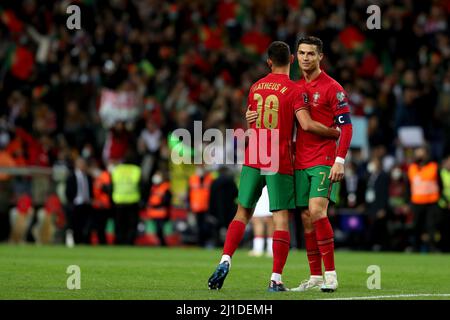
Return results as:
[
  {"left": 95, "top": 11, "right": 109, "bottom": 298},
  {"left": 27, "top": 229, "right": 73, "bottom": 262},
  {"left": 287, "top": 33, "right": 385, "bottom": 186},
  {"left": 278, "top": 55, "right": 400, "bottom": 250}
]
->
[{"left": 317, "top": 187, "right": 327, "bottom": 192}]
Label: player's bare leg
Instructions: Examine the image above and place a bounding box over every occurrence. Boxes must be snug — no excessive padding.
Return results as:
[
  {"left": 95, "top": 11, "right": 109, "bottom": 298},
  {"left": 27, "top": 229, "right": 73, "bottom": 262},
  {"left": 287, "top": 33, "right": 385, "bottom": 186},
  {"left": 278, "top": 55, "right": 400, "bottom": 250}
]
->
[
  {"left": 208, "top": 204, "right": 253, "bottom": 290},
  {"left": 264, "top": 216, "right": 274, "bottom": 257},
  {"left": 268, "top": 210, "right": 290, "bottom": 292},
  {"left": 291, "top": 209, "right": 324, "bottom": 291},
  {"left": 309, "top": 197, "right": 338, "bottom": 292},
  {"left": 249, "top": 217, "right": 265, "bottom": 257}
]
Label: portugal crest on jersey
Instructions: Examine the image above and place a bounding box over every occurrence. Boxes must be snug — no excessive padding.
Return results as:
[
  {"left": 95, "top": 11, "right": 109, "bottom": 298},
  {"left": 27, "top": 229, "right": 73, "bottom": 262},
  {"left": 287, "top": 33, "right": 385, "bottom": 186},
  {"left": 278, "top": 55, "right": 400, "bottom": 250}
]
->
[{"left": 313, "top": 92, "right": 320, "bottom": 104}]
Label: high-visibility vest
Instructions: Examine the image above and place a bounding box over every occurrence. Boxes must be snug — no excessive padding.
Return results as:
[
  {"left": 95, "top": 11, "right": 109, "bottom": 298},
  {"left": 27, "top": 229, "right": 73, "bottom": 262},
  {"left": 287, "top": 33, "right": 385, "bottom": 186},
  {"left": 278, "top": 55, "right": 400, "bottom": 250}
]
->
[
  {"left": 189, "top": 173, "right": 213, "bottom": 213},
  {"left": 93, "top": 171, "right": 111, "bottom": 209},
  {"left": 147, "top": 182, "right": 171, "bottom": 219},
  {"left": 439, "top": 169, "right": 450, "bottom": 208},
  {"left": 407, "top": 162, "right": 440, "bottom": 205},
  {"left": 111, "top": 164, "right": 141, "bottom": 204}
]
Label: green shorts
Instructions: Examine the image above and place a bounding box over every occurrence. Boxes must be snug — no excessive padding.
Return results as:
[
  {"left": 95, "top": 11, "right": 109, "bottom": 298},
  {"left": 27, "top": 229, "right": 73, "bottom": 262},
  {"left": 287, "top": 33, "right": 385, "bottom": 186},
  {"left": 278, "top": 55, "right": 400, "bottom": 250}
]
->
[
  {"left": 295, "top": 165, "right": 339, "bottom": 208},
  {"left": 238, "top": 165, "right": 295, "bottom": 212}
]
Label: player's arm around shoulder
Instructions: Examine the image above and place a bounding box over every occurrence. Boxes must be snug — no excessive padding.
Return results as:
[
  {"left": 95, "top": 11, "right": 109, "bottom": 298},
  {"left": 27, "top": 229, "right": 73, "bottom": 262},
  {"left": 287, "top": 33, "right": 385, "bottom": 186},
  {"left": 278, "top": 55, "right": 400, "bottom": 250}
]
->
[
  {"left": 296, "top": 108, "right": 340, "bottom": 139},
  {"left": 245, "top": 106, "right": 258, "bottom": 125},
  {"left": 294, "top": 86, "right": 340, "bottom": 139},
  {"left": 245, "top": 83, "right": 258, "bottom": 126}
]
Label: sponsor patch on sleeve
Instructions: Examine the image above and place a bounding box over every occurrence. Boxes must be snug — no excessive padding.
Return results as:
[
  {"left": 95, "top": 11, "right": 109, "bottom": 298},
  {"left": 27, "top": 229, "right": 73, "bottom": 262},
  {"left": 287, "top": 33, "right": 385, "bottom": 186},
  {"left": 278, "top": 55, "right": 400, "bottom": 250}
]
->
[{"left": 338, "top": 101, "right": 348, "bottom": 108}]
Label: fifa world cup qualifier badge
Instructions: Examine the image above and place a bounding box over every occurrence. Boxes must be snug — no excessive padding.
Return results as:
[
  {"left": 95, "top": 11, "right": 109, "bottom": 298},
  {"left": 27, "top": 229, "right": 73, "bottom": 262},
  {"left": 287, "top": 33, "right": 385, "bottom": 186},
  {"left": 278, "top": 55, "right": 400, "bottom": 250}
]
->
[{"left": 336, "top": 91, "right": 347, "bottom": 108}]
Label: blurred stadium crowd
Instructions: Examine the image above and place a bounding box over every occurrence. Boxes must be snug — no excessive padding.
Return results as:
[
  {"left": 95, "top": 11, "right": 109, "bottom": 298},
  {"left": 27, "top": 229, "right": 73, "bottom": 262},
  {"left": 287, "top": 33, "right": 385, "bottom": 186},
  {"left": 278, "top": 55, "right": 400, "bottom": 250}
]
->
[{"left": 0, "top": 0, "right": 450, "bottom": 252}]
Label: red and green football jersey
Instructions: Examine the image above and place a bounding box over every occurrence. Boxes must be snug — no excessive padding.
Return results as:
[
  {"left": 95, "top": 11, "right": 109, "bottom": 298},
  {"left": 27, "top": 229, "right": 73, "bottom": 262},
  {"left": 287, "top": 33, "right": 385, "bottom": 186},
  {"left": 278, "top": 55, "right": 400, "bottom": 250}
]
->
[
  {"left": 295, "top": 71, "right": 351, "bottom": 169},
  {"left": 244, "top": 73, "right": 308, "bottom": 175}
]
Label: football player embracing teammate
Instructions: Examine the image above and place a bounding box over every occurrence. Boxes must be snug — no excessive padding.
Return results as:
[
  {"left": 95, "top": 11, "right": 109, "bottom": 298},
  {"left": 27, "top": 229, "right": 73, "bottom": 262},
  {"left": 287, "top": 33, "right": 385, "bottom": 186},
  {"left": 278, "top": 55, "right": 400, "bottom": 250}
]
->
[
  {"left": 291, "top": 36, "right": 353, "bottom": 292},
  {"left": 208, "top": 41, "right": 340, "bottom": 292},
  {"left": 247, "top": 36, "right": 353, "bottom": 292}
]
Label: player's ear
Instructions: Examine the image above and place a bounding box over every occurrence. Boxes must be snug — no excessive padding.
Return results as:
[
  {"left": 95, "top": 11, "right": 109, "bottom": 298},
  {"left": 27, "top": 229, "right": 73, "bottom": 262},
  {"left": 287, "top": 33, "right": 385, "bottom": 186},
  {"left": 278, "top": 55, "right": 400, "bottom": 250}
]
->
[
  {"left": 319, "top": 52, "right": 324, "bottom": 61},
  {"left": 267, "top": 58, "right": 272, "bottom": 69},
  {"left": 290, "top": 54, "right": 294, "bottom": 64}
]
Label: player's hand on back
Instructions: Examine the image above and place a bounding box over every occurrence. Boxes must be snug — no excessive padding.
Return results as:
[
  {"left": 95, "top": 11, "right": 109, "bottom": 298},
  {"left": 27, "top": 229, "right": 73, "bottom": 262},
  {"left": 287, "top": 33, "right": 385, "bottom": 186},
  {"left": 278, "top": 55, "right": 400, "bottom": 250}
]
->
[
  {"left": 334, "top": 126, "right": 341, "bottom": 139},
  {"left": 331, "top": 126, "right": 341, "bottom": 140},
  {"left": 329, "top": 162, "right": 344, "bottom": 182},
  {"left": 246, "top": 107, "right": 258, "bottom": 124}
]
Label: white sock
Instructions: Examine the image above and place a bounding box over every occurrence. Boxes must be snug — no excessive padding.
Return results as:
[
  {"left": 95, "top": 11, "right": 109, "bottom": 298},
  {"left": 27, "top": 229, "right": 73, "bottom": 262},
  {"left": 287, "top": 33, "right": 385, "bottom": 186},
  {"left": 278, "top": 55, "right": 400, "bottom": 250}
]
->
[
  {"left": 220, "top": 254, "right": 231, "bottom": 267},
  {"left": 253, "top": 237, "right": 264, "bottom": 253},
  {"left": 266, "top": 237, "right": 273, "bottom": 254},
  {"left": 271, "top": 273, "right": 282, "bottom": 283}
]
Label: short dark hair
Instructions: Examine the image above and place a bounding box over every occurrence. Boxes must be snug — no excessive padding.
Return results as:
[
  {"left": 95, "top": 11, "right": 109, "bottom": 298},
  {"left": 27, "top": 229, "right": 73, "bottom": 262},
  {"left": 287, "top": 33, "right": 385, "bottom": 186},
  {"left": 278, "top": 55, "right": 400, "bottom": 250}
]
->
[
  {"left": 297, "top": 36, "right": 323, "bottom": 54},
  {"left": 267, "top": 41, "right": 291, "bottom": 67}
]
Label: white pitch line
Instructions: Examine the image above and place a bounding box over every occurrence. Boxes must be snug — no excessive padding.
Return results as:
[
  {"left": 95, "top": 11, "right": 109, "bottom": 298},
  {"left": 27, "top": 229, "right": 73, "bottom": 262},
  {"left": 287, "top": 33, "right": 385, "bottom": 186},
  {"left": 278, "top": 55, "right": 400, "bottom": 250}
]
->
[{"left": 321, "top": 293, "right": 450, "bottom": 300}]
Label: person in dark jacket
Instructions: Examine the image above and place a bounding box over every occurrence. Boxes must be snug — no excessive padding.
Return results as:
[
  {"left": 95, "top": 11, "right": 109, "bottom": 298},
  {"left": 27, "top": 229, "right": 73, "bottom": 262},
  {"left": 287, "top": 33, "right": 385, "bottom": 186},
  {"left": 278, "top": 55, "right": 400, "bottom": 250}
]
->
[
  {"left": 364, "top": 157, "right": 390, "bottom": 250},
  {"left": 208, "top": 166, "right": 238, "bottom": 247},
  {"left": 65, "top": 157, "right": 93, "bottom": 245}
]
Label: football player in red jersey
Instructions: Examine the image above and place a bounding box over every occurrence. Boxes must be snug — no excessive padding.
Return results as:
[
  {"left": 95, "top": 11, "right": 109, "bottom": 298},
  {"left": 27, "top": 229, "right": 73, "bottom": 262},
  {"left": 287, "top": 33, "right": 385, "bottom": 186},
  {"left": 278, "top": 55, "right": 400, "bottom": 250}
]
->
[
  {"left": 208, "top": 41, "right": 340, "bottom": 292},
  {"left": 291, "top": 36, "right": 353, "bottom": 292},
  {"left": 247, "top": 36, "right": 353, "bottom": 292}
]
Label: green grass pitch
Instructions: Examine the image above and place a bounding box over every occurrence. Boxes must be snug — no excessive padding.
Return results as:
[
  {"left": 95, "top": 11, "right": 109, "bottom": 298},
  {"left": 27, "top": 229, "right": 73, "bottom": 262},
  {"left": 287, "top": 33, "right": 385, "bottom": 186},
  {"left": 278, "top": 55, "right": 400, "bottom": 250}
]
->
[{"left": 1, "top": 244, "right": 449, "bottom": 300}]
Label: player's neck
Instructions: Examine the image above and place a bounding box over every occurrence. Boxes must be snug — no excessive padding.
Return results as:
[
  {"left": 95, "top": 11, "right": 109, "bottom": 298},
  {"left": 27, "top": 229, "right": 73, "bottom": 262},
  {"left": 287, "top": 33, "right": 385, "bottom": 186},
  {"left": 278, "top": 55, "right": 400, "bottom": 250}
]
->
[
  {"left": 303, "top": 68, "right": 321, "bottom": 83},
  {"left": 271, "top": 66, "right": 290, "bottom": 76}
]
